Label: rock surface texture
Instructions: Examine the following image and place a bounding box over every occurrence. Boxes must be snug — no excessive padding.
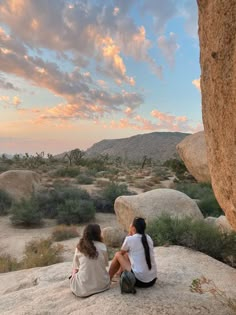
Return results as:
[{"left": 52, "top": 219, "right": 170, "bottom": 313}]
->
[
  {"left": 198, "top": 0, "right": 236, "bottom": 230},
  {"left": 176, "top": 131, "right": 211, "bottom": 183},
  {"left": 102, "top": 227, "right": 126, "bottom": 247},
  {"left": 0, "top": 170, "right": 41, "bottom": 201},
  {"left": 114, "top": 189, "right": 203, "bottom": 231},
  {"left": 205, "top": 215, "right": 234, "bottom": 233},
  {"left": 0, "top": 246, "right": 236, "bottom": 315}
]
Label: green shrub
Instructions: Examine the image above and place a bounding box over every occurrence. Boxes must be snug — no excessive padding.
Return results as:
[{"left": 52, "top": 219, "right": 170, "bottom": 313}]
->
[
  {"left": 147, "top": 215, "right": 236, "bottom": 267},
  {"left": 52, "top": 225, "right": 79, "bottom": 241},
  {"left": 21, "top": 238, "right": 63, "bottom": 268},
  {"left": 54, "top": 167, "right": 80, "bottom": 177},
  {"left": 57, "top": 199, "right": 95, "bottom": 225},
  {"left": 174, "top": 183, "right": 223, "bottom": 217},
  {"left": 95, "top": 182, "right": 136, "bottom": 213},
  {"left": 0, "top": 252, "right": 19, "bottom": 272},
  {"left": 35, "top": 186, "right": 91, "bottom": 219},
  {"left": 198, "top": 196, "right": 223, "bottom": 217},
  {"left": 77, "top": 174, "right": 94, "bottom": 184},
  {"left": 10, "top": 198, "right": 42, "bottom": 226},
  {"left": 0, "top": 189, "right": 12, "bottom": 215}
]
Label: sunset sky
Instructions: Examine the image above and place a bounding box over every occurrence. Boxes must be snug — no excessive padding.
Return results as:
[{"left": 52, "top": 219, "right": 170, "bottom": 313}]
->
[{"left": 0, "top": 0, "right": 202, "bottom": 155}]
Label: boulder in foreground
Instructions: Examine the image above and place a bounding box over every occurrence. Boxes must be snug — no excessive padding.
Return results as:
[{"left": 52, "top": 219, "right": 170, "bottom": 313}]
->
[{"left": 0, "top": 246, "right": 235, "bottom": 315}]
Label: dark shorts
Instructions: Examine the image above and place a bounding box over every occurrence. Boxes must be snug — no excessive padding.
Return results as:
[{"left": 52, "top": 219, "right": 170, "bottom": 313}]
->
[{"left": 131, "top": 270, "right": 157, "bottom": 288}]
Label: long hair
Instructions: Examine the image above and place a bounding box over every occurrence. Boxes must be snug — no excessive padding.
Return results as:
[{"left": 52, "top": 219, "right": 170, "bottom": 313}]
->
[
  {"left": 77, "top": 224, "right": 102, "bottom": 259},
  {"left": 132, "top": 217, "right": 152, "bottom": 270}
]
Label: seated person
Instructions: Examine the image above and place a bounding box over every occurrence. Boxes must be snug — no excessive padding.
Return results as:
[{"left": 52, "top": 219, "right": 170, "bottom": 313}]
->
[
  {"left": 70, "top": 224, "right": 110, "bottom": 297},
  {"left": 109, "top": 217, "right": 157, "bottom": 288}
]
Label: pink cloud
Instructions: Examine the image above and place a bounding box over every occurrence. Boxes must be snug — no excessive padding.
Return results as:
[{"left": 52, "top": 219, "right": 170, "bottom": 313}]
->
[{"left": 192, "top": 78, "right": 201, "bottom": 91}]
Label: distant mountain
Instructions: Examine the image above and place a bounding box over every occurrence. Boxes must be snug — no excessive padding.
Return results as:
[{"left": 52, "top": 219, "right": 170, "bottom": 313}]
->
[{"left": 85, "top": 132, "right": 190, "bottom": 162}]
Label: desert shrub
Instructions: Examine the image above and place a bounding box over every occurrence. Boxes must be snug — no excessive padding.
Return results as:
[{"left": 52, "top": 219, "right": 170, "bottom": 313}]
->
[
  {"left": 95, "top": 182, "right": 135, "bottom": 213},
  {"left": 0, "top": 252, "right": 19, "bottom": 272},
  {"left": 198, "top": 196, "right": 223, "bottom": 218},
  {"left": 36, "top": 186, "right": 91, "bottom": 219},
  {"left": 175, "top": 183, "right": 223, "bottom": 217},
  {"left": 77, "top": 174, "right": 94, "bottom": 185},
  {"left": 83, "top": 157, "right": 106, "bottom": 172},
  {"left": 163, "top": 158, "right": 187, "bottom": 179},
  {"left": 0, "top": 165, "right": 9, "bottom": 173},
  {"left": 54, "top": 167, "right": 80, "bottom": 177},
  {"left": 21, "top": 238, "right": 63, "bottom": 268},
  {"left": 0, "top": 189, "right": 12, "bottom": 215},
  {"left": 52, "top": 225, "right": 79, "bottom": 241},
  {"left": 147, "top": 215, "right": 236, "bottom": 267},
  {"left": 10, "top": 198, "right": 42, "bottom": 226},
  {"left": 57, "top": 199, "right": 95, "bottom": 225}
]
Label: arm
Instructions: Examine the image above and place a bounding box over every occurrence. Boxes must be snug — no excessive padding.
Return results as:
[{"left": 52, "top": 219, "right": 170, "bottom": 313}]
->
[{"left": 71, "top": 248, "right": 80, "bottom": 278}]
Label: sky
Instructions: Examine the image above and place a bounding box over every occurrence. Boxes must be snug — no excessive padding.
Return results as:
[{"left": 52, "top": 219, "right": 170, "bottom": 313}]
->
[{"left": 0, "top": 0, "right": 202, "bottom": 155}]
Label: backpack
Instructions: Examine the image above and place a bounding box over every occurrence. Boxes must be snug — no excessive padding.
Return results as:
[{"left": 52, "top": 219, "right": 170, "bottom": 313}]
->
[{"left": 120, "top": 270, "right": 136, "bottom": 294}]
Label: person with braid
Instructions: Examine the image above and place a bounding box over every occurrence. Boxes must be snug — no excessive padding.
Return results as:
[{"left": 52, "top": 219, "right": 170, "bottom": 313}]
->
[
  {"left": 70, "top": 224, "right": 110, "bottom": 297},
  {"left": 109, "top": 217, "right": 157, "bottom": 288}
]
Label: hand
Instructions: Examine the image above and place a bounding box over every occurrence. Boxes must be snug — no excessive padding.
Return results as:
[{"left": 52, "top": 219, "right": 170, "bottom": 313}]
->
[{"left": 71, "top": 268, "right": 78, "bottom": 279}]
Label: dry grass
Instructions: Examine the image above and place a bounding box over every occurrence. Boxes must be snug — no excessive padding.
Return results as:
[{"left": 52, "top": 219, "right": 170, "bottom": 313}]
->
[{"left": 52, "top": 225, "right": 79, "bottom": 241}]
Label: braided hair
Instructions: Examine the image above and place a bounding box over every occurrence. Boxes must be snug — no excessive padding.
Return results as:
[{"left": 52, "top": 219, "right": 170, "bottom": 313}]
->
[{"left": 132, "top": 217, "right": 152, "bottom": 270}]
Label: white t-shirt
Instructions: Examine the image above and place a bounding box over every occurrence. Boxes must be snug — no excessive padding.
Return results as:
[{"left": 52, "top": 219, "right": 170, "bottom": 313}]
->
[{"left": 121, "top": 233, "right": 157, "bottom": 283}]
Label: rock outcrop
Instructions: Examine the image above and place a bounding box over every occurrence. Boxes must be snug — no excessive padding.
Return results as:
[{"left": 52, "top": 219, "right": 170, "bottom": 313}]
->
[
  {"left": 102, "top": 227, "right": 126, "bottom": 247},
  {"left": 0, "top": 246, "right": 235, "bottom": 315},
  {"left": 205, "top": 215, "right": 234, "bottom": 233},
  {"left": 114, "top": 189, "right": 203, "bottom": 231},
  {"left": 176, "top": 131, "right": 211, "bottom": 183},
  {"left": 198, "top": 0, "right": 236, "bottom": 230},
  {"left": 0, "top": 170, "right": 41, "bottom": 202}
]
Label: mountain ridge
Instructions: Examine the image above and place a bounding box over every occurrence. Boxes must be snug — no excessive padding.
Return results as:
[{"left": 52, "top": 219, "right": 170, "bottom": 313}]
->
[{"left": 85, "top": 131, "right": 190, "bottom": 162}]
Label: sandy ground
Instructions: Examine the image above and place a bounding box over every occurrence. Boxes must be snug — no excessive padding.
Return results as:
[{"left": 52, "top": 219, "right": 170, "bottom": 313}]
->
[{"left": 0, "top": 213, "right": 119, "bottom": 263}]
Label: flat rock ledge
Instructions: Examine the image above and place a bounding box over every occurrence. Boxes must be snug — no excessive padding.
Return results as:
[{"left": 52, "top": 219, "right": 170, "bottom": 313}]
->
[{"left": 0, "top": 246, "right": 236, "bottom": 315}]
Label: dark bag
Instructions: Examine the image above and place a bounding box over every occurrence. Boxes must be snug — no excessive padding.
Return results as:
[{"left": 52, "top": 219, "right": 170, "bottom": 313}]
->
[{"left": 120, "top": 270, "right": 136, "bottom": 294}]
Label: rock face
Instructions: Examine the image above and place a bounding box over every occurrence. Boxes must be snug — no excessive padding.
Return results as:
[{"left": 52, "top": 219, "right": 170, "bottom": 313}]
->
[
  {"left": 0, "top": 246, "right": 236, "bottom": 315},
  {"left": 205, "top": 216, "right": 234, "bottom": 233},
  {"left": 0, "top": 170, "right": 41, "bottom": 201},
  {"left": 102, "top": 227, "right": 126, "bottom": 247},
  {"left": 198, "top": 0, "right": 236, "bottom": 230},
  {"left": 114, "top": 189, "right": 203, "bottom": 231},
  {"left": 176, "top": 131, "right": 211, "bottom": 183}
]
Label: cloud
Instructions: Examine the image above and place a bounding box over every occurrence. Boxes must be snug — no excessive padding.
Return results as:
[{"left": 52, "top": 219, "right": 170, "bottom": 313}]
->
[
  {"left": 0, "top": 27, "right": 144, "bottom": 120},
  {"left": 0, "top": 95, "right": 21, "bottom": 107},
  {"left": 157, "top": 32, "right": 179, "bottom": 67},
  {"left": 141, "top": 0, "right": 178, "bottom": 33},
  {"left": 106, "top": 109, "right": 203, "bottom": 133},
  {"left": 192, "top": 78, "right": 201, "bottom": 91},
  {"left": 0, "top": 76, "right": 19, "bottom": 90},
  {"left": 0, "top": 0, "right": 162, "bottom": 81}
]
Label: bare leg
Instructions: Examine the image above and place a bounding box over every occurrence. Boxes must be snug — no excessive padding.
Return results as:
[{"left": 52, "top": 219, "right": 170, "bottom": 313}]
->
[{"left": 109, "top": 252, "right": 131, "bottom": 280}]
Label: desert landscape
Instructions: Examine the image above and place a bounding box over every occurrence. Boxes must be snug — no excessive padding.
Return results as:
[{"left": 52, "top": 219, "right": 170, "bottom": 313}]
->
[{"left": 0, "top": 0, "right": 236, "bottom": 314}]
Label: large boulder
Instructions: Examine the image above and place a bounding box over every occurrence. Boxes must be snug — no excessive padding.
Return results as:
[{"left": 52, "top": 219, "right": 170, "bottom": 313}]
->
[
  {"left": 198, "top": 0, "right": 236, "bottom": 230},
  {"left": 114, "top": 189, "right": 203, "bottom": 231},
  {"left": 102, "top": 227, "right": 126, "bottom": 247},
  {"left": 176, "top": 131, "right": 211, "bottom": 183},
  {"left": 0, "top": 246, "right": 235, "bottom": 315},
  {"left": 205, "top": 216, "right": 234, "bottom": 233},
  {"left": 0, "top": 170, "right": 41, "bottom": 202}
]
